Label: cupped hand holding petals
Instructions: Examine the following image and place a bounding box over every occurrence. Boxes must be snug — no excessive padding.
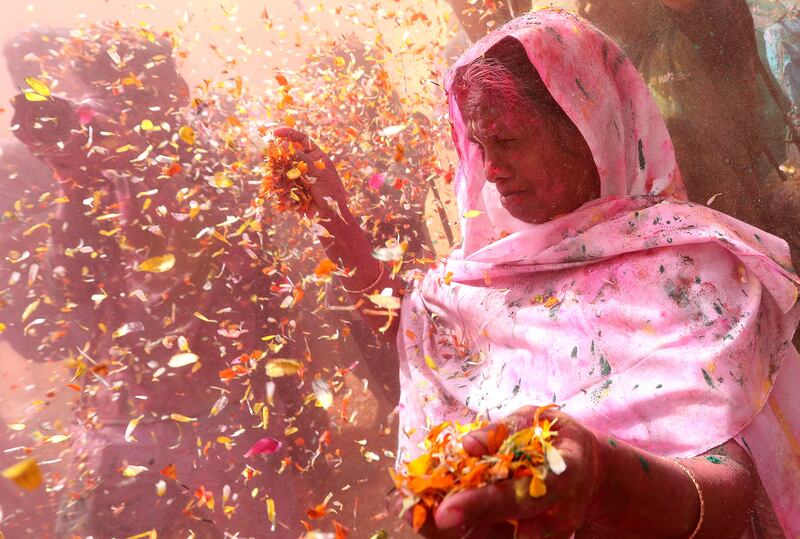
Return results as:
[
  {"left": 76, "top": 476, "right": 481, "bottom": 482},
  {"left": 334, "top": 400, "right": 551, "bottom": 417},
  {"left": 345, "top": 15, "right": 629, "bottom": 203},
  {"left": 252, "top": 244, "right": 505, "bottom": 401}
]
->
[{"left": 416, "top": 406, "right": 603, "bottom": 539}]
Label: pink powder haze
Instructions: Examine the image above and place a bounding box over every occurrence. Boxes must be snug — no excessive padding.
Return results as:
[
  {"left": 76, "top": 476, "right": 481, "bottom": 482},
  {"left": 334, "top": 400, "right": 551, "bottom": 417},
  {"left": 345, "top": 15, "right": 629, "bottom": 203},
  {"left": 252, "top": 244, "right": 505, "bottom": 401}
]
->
[
  {"left": 1, "top": 1, "right": 798, "bottom": 538},
  {"left": 0, "top": 1, "right": 457, "bottom": 537}
]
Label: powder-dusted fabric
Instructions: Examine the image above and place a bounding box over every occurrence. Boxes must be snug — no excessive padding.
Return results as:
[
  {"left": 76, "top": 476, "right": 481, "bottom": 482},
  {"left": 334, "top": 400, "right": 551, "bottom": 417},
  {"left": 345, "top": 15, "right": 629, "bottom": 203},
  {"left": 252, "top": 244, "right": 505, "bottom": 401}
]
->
[{"left": 396, "top": 10, "right": 800, "bottom": 536}]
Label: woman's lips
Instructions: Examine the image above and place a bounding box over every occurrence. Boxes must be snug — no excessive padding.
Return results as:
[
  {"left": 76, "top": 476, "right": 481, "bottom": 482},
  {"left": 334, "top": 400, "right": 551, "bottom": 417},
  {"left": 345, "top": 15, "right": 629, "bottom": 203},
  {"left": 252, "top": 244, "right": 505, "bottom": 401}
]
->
[
  {"left": 499, "top": 189, "right": 527, "bottom": 200},
  {"left": 495, "top": 181, "right": 525, "bottom": 197}
]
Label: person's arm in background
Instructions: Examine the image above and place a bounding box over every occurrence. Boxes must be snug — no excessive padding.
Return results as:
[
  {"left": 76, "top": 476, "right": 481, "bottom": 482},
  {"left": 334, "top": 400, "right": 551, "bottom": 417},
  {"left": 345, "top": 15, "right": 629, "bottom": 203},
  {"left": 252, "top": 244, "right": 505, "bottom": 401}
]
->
[
  {"left": 274, "top": 127, "right": 404, "bottom": 345},
  {"left": 662, "top": 0, "right": 762, "bottom": 117},
  {"left": 662, "top": 0, "right": 757, "bottom": 56}
]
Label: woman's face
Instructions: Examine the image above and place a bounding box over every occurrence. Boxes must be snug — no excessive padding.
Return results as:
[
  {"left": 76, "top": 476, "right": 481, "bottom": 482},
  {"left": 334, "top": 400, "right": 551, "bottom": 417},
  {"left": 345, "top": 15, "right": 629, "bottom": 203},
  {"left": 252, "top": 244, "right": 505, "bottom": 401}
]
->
[{"left": 464, "top": 102, "right": 600, "bottom": 224}]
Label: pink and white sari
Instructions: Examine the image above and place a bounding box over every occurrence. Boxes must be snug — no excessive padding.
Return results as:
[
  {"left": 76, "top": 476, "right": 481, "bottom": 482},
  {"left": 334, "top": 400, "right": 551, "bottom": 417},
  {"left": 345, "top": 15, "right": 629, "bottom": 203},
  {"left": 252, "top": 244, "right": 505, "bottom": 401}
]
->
[{"left": 397, "top": 9, "right": 800, "bottom": 536}]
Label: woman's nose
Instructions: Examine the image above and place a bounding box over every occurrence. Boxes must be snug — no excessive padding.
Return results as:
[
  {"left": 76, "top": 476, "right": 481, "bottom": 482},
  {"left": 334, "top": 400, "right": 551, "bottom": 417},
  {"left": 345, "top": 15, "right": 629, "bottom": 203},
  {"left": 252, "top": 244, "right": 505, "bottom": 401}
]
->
[{"left": 484, "top": 154, "right": 507, "bottom": 183}]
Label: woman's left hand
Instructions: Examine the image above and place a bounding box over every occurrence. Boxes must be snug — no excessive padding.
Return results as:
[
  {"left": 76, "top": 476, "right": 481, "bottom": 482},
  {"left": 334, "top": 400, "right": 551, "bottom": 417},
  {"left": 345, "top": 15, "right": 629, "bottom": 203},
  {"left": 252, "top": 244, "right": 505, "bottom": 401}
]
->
[{"left": 423, "top": 406, "right": 603, "bottom": 539}]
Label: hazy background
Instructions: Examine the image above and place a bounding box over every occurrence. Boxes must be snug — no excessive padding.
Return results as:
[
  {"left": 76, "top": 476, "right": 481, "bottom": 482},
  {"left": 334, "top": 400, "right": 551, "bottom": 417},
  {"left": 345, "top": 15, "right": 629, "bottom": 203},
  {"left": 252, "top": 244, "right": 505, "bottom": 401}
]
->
[
  {"left": 0, "top": 2, "right": 462, "bottom": 536},
  {"left": 5, "top": 1, "right": 792, "bottom": 537},
  {"left": 0, "top": 0, "right": 465, "bottom": 137}
]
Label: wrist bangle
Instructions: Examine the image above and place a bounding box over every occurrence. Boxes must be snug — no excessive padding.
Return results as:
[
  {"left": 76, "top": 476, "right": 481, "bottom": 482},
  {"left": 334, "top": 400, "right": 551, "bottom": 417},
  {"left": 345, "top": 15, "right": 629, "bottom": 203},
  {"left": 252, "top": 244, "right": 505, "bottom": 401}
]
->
[
  {"left": 341, "top": 262, "right": 385, "bottom": 294},
  {"left": 673, "top": 459, "right": 705, "bottom": 539}
]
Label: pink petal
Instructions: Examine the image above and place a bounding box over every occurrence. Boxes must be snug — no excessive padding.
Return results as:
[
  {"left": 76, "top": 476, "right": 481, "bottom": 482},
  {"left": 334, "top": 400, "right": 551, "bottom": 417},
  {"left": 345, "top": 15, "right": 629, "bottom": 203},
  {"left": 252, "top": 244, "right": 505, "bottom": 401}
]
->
[
  {"left": 368, "top": 172, "right": 386, "bottom": 190},
  {"left": 244, "top": 437, "right": 282, "bottom": 458},
  {"left": 76, "top": 105, "right": 98, "bottom": 125}
]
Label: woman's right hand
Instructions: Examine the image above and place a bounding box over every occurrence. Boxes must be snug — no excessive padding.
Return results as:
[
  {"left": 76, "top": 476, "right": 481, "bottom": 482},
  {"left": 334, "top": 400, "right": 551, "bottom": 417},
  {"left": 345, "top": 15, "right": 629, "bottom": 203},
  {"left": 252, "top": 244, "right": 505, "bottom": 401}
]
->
[{"left": 272, "top": 126, "right": 351, "bottom": 224}]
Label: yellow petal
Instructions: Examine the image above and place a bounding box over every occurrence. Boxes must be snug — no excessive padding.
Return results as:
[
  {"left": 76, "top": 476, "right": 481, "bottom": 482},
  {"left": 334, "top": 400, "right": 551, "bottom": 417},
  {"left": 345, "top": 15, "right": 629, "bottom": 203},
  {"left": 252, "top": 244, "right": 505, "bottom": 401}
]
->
[
  {"left": 125, "top": 415, "right": 144, "bottom": 442},
  {"left": 122, "top": 464, "right": 148, "bottom": 477},
  {"left": 125, "top": 530, "right": 157, "bottom": 539},
  {"left": 193, "top": 312, "right": 218, "bottom": 323},
  {"left": 22, "top": 222, "right": 51, "bottom": 236},
  {"left": 169, "top": 413, "right": 197, "bottom": 423},
  {"left": 266, "top": 497, "right": 276, "bottom": 530},
  {"left": 528, "top": 478, "right": 547, "bottom": 498},
  {"left": 2, "top": 458, "right": 42, "bottom": 491},
  {"left": 136, "top": 254, "right": 175, "bottom": 273},
  {"left": 424, "top": 355, "right": 439, "bottom": 372},
  {"left": 21, "top": 299, "right": 40, "bottom": 322},
  {"left": 179, "top": 125, "right": 196, "bottom": 145},
  {"left": 406, "top": 453, "right": 431, "bottom": 476},
  {"left": 23, "top": 91, "right": 48, "bottom": 102},
  {"left": 543, "top": 296, "right": 560, "bottom": 309},
  {"left": 312, "top": 379, "right": 333, "bottom": 410},
  {"left": 264, "top": 358, "right": 303, "bottom": 378},
  {"left": 260, "top": 405, "right": 269, "bottom": 430},
  {"left": 25, "top": 76, "right": 51, "bottom": 97},
  {"left": 214, "top": 172, "right": 233, "bottom": 188},
  {"left": 528, "top": 472, "right": 547, "bottom": 498},
  {"left": 112, "top": 321, "right": 144, "bottom": 339},
  {"left": 444, "top": 271, "right": 454, "bottom": 285}
]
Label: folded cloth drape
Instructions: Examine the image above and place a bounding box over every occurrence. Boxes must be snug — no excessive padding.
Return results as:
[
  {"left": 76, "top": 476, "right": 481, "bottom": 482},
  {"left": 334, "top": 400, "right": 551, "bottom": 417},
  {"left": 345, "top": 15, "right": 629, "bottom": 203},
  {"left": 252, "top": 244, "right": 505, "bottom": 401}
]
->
[{"left": 396, "top": 9, "right": 800, "bottom": 536}]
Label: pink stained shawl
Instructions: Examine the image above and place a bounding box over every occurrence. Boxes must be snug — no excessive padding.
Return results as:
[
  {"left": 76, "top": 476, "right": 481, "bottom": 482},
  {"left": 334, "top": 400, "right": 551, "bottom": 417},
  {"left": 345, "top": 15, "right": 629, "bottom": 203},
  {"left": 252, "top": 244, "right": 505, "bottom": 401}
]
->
[{"left": 396, "top": 9, "right": 800, "bottom": 536}]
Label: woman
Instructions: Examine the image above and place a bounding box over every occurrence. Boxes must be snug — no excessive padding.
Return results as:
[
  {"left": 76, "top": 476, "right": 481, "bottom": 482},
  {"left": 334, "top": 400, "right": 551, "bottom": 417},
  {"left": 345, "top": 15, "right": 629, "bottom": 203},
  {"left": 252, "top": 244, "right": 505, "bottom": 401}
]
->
[{"left": 276, "top": 9, "right": 800, "bottom": 538}]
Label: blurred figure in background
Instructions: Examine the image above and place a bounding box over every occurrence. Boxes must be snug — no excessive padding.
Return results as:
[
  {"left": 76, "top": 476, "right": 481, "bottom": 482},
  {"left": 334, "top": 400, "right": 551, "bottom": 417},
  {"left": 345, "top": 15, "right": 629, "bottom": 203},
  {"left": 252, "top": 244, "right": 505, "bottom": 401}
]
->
[
  {"left": 0, "top": 27, "right": 75, "bottom": 538},
  {"left": 1, "top": 27, "right": 69, "bottom": 361},
  {"left": 762, "top": 4, "right": 800, "bottom": 305},
  {"left": 576, "top": 0, "right": 800, "bottom": 281},
  {"left": 5, "top": 22, "right": 323, "bottom": 537},
  {"left": 578, "top": 0, "right": 789, "bottom": 225},
  {"left": 4, "top": 18, "right": 433, "bottom": 538},
  {"left": 763, "top": 3, "right": 800, "bottom": 118}
]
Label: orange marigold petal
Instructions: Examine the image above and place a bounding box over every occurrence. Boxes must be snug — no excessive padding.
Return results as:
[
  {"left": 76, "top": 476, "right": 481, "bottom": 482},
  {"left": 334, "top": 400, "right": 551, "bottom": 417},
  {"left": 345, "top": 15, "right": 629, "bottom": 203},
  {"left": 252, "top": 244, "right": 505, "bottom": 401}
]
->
[{"left": 412, "top": 504, "right": 427, "bottom": 532}]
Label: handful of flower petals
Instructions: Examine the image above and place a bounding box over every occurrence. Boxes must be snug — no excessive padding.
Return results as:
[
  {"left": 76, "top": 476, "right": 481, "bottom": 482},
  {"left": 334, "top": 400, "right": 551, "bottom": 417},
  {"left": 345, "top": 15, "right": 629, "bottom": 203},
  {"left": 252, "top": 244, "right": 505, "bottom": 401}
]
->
[
  {"left": 260, "top": 139, "right": 313, "bottom": 212},
  {"left": 391, "top": 405, "right": 567, "bottom": 532}
]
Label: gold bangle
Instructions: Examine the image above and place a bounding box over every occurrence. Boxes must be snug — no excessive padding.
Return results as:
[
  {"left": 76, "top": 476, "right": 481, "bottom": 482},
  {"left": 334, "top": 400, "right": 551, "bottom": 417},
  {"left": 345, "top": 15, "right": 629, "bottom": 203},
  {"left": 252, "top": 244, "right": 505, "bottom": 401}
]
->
[
  {"left": 341, "top": 262, "right": 385, "bottom": 294},
  {"left": 673, "top": 459, "right": 705, "bottom": 539}
]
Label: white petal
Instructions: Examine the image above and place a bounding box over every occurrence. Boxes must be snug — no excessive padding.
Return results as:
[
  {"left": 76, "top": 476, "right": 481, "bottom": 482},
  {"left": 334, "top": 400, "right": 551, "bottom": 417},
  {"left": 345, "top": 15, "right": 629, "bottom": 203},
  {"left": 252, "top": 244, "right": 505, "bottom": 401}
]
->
[{"left": 546, "top": 444, "right": 567, "bottom": 475}]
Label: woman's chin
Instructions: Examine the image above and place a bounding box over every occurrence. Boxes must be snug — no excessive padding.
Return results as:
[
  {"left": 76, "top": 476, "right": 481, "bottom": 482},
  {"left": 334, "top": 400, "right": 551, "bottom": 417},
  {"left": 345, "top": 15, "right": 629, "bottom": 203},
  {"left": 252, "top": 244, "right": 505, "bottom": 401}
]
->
[
  {"left": 507, "top": 209, "right": 550, "bottom": 224},
  {"left": 502, "top": 196, "right": 549, "bottom": 224}
]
